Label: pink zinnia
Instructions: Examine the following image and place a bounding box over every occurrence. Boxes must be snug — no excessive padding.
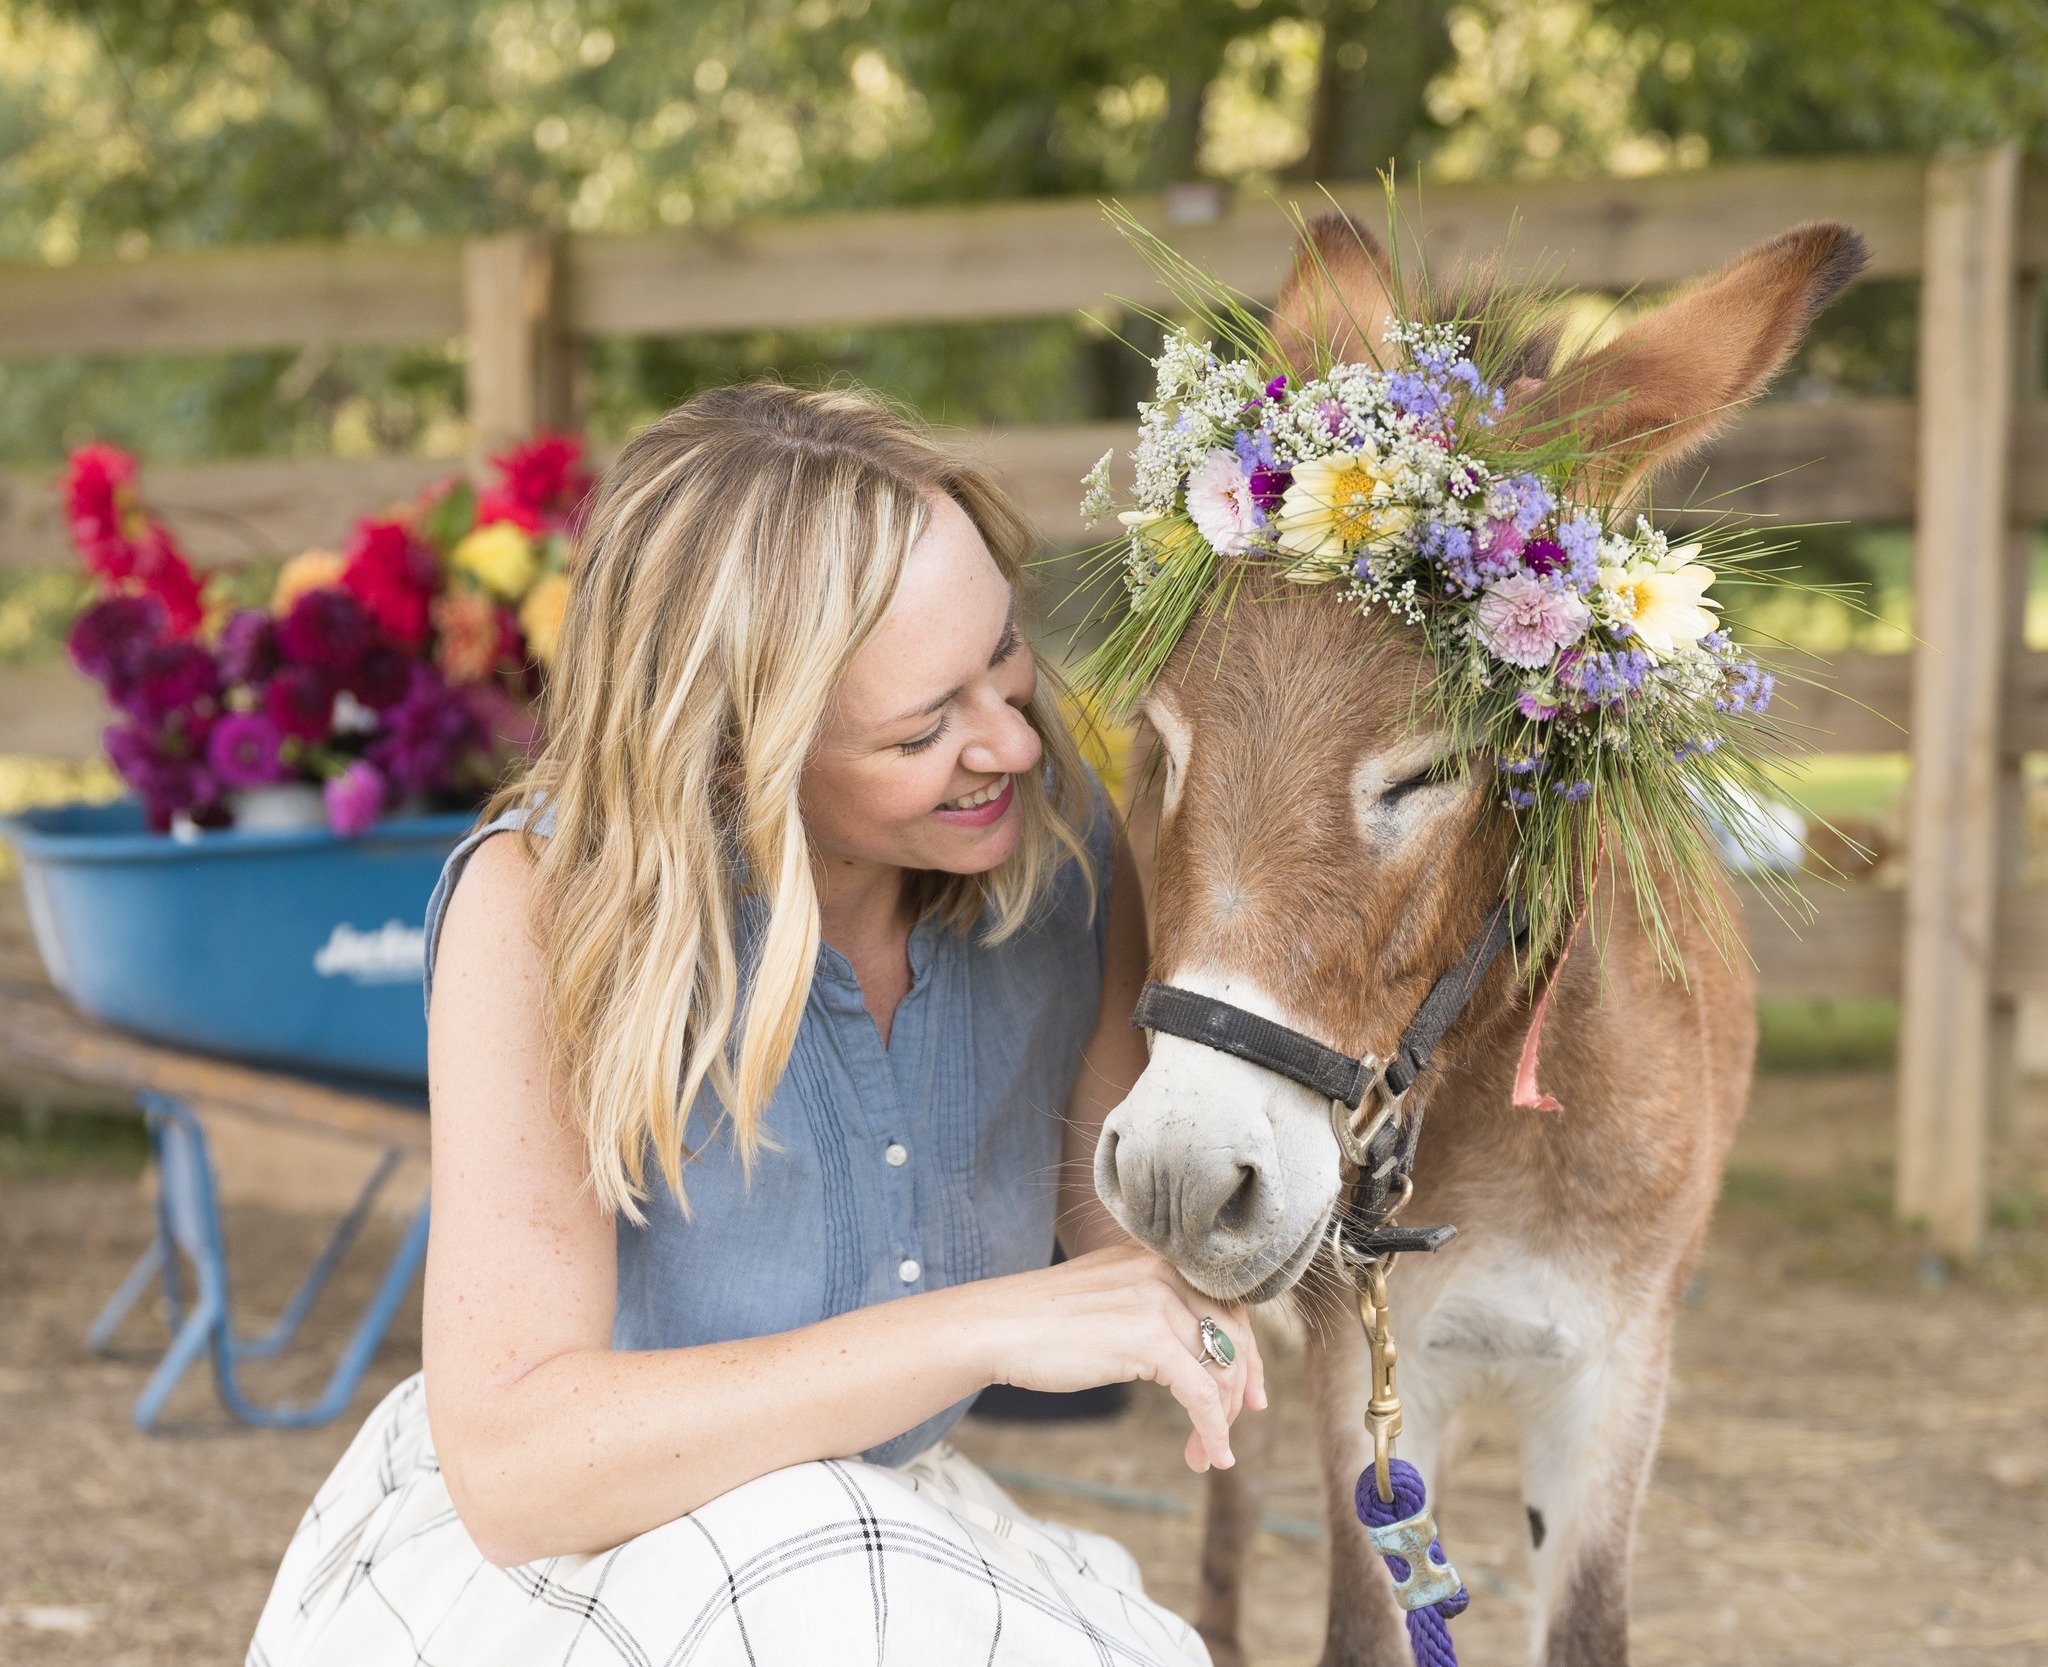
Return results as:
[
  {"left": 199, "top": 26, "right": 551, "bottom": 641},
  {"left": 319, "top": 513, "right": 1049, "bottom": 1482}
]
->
[{"left": 1475, "top": 574, "right": 1590, "bottom": 669}]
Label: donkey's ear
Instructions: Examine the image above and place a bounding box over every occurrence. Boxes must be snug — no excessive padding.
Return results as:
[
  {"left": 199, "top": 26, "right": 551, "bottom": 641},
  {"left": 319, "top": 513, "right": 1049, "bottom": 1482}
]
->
[
  {"left": 1271, "top": 212, "right": 1398, "bottom": 376},
  {"left": 1530, "top": 221, "right": 1869, "bottom": 496}
]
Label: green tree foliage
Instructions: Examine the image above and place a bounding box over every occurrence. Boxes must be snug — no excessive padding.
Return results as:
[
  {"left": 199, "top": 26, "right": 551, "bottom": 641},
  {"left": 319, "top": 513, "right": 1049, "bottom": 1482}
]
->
[{"left": 0, "top": 0, "right": 2035, "bottom": 477}]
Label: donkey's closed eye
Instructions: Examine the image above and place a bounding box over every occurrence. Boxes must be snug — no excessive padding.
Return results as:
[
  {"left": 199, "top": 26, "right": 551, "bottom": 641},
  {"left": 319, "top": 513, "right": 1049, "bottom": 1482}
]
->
[{"left": 1381, "top": 758, "right": 1467, "bottom": 803}]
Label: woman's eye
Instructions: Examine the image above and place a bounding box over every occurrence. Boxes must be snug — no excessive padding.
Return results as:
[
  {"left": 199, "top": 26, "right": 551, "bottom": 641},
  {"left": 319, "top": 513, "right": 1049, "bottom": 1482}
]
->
[
  {"left": 991, "top": 620, "right": 1023, "bottom": 664},
  {"left": 898, "top": 718, "right": 948, "bottom": 756}
]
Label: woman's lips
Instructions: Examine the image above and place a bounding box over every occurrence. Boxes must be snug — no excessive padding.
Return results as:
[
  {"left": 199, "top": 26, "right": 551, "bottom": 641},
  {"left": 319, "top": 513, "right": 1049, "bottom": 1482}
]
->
[{"left": 932, "top": 773, "right": 1015, "bottom": 828}]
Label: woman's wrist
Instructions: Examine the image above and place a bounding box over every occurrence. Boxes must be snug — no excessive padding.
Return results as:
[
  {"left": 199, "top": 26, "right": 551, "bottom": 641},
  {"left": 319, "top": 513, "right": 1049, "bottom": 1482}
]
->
[{"left": 912, "top": 1276, "right": 1012, "bottom": 1394}]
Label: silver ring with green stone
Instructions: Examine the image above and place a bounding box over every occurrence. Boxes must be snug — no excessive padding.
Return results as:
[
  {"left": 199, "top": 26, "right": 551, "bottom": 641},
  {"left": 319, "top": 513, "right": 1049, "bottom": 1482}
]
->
[{"left": 1197, "top": 1316, "right": 1236, "bottom": 1369}]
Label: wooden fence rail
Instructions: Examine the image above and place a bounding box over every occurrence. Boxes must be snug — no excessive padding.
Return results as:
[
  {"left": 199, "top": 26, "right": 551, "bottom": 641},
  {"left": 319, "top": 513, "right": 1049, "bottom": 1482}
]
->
[{"left": 0, "top": 151, "right": 2039, "bottom": 1253}]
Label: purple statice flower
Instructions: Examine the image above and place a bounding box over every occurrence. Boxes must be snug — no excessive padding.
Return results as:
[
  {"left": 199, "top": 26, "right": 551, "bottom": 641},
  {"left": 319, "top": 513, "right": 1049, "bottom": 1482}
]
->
[
  {"left": 1386, "top": 370, "right": 1449, "bottom": 424},
  {"left": 1570, "top": 647, "right": 1652, "bottom": 705},
  {"left": 1552, "top": 779, "right": 1593, "bottom": 803},
  {"left": 1716, "top": 657, "right": 1776, "bottom": 715},
  {"left": 216, "top": 608, "right": 280, "bottom": 686},
  {"left": 1264, "top": 374, "right": 1288, "bottom": 401},
  {"left": 1516, "top": 689, "right": 1561, "bottom": 721},
  {"left": 277, "top": 586, "right": 376, "bottom": 675},
  {"left": 1522, "top": 538, "right": 1567, "bottom": 579},
  {"left": 1420, "top": 521, "right": 1482, "bottom": 595},
  {"left": 1319, "top": 398, "right": 1347, "bottom": 438},
  {"left": 67, "top": 594, "right": 169, "bottom": 692},
  {"left": 264, "top": 664, "right": 338, "bottom": 741},
  {"left": 205, "top": 711, "right": 289, "bottom": 788},
  {"left": 1233, "top": 426, "right": 1278, "bottom": 471},
  {"left": 1555, "top": 514, "right": 1602, "bottom": 594},
  {"left": 1404, "top": 343, "right": 1503, "bottom": 424},
  {"left": 119, "top": 640, "right": 221, "bottom": 726},
  {"left": 368, "top": 664, "right": 483, "bottom": 796},
  {"left": 1491, "top": 473, "right": 1556, "bottom": 534},
  {"left": 1475, "top": 574, "right": 1592, "bottom": 668},
  {"left": 324, "top": 758, "right": 387, "bottom": 836}
]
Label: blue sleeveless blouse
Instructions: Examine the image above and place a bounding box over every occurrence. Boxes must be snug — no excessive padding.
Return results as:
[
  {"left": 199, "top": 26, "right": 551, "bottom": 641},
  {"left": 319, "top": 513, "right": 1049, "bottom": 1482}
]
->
[{"left": 420, "top": 771, "right": 1113, "bottom": 1466}]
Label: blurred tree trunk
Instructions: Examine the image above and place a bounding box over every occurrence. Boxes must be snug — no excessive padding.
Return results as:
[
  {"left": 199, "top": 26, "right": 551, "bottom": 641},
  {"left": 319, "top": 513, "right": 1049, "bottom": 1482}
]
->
[{"left": 1293, "top": 0, "right": 1452, "bottom": 184}]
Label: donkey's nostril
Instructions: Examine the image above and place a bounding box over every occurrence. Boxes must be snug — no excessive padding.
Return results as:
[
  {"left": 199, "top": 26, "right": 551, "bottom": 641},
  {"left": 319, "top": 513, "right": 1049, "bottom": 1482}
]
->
[{"left": 1216, "top": 1162, "right": 1260, "bottom": 1235}]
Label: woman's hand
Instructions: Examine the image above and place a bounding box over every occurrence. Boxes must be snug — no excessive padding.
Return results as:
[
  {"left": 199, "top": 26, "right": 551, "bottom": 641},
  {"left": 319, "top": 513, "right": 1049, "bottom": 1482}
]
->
[{"left": 951, "top": 1242, "right": 1268, "bottom": 1472}]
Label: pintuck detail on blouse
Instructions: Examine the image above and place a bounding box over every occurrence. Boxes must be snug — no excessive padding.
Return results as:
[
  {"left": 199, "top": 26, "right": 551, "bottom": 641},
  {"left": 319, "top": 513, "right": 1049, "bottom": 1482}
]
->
[{"left": 420, "top": 769, "right": 1115, "bottom": 1466}]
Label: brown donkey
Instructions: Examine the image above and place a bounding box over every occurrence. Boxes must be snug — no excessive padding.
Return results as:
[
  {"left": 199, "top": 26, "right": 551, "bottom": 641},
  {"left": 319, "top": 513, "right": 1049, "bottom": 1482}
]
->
[{"left": 1093, "top": 216, "right": 1868, "bottom": 1666}]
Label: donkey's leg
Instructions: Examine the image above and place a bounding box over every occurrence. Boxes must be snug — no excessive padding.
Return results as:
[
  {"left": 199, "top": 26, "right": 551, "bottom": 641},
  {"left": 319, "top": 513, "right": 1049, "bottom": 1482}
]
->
[
  {"left": 1195, "top": 1403, "right": 1269, "bottom": 1667},
  {"left": 1509, "top": 1311, "right": 1674, "bottom": 1667}
]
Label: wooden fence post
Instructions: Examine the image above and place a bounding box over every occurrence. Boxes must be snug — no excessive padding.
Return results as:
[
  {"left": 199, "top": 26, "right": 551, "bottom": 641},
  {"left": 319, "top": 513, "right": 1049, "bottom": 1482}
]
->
[
  {"left": 1895, "top": 144, "right": 2024, "bottom": 1257},
  {"left": 461, "top": 229, "right": 575, "bottom": 467}
]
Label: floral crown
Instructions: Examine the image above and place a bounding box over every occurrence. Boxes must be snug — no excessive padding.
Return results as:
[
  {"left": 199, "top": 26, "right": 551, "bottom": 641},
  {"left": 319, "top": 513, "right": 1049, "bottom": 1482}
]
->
[{"left": 1074, "top": 213, "right": 1815, "bottom": 972}]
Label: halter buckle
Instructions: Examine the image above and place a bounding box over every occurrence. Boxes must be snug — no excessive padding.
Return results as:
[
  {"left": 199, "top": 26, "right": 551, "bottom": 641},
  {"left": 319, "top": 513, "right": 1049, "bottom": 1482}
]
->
[{"left": 1329, "top": 1059, "right": 1403, "bottom": 1168}]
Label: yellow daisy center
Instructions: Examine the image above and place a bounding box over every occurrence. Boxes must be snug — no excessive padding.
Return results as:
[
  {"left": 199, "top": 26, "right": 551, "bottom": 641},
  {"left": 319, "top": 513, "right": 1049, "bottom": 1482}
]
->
[{"left": 1326, "top": 461, "right": 1388, "bottom": 543}]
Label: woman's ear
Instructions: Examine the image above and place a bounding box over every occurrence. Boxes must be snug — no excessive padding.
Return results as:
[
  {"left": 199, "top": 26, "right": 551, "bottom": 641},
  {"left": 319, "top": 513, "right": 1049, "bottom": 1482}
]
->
[
  {"left": 1526, "top": 221, "right": 1870, "bottom": 499},
  {"left": 1271, "top": 211, "right": 1399, "bottom": 377}
]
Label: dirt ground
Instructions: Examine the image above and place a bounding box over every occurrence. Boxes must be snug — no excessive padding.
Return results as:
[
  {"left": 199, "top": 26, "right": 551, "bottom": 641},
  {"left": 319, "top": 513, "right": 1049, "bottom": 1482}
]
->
[{"left": 2, "top": 1066, "right": 2045, "bottom": 1667}]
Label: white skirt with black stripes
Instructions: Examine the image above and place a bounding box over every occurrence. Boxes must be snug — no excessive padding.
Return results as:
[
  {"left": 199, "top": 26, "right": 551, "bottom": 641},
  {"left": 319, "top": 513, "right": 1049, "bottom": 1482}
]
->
[{"left": 246, "top": 1372, "right": 1210, "bottom": 1667}]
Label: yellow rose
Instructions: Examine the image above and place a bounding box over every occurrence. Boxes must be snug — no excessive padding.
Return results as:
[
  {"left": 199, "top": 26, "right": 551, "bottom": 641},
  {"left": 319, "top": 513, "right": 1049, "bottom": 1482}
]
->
[
  {"left": 518, "top": 571, "right": 571, "bottom": 667},
  {"left": 271, "top": 549, "right": 347, "bottom": 613},
  {"left": 452, "top": 521, "right": 539, "bottom": 600}
]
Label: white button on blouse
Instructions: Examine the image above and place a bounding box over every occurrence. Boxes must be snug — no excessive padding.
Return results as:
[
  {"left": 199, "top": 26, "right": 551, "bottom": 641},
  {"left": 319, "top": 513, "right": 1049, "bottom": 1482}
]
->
[
  {"left": 897, "top": 1258, "right": 922, "bottom": 1284},
  {"left": 884, "top": 1142, "right": 908, "bottom": 1167}
]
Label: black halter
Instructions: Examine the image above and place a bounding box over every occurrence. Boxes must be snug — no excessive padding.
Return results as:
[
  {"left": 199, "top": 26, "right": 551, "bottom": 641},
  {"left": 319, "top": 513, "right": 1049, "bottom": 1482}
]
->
[{"left": 1130, "top": 897, "right": 1533, "bottom": 1267}]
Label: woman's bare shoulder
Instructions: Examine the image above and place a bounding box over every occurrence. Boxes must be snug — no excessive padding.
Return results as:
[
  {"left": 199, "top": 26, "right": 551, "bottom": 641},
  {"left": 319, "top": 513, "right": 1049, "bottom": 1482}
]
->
[{"left": 432, "top": 827, "right": 546, "bottom": 1013}]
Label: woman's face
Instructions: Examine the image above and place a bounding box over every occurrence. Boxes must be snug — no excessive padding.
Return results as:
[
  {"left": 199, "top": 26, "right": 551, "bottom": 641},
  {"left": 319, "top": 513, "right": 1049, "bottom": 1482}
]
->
[{"left": 801, "top": 492, "right": 1044, "bottom": 880}]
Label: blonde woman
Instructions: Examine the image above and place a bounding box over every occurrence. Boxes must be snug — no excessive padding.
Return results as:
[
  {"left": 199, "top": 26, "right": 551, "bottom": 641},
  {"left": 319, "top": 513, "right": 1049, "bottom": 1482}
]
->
[{"left": 247, "top": 383, "right": 1264, "bottom": 1667}]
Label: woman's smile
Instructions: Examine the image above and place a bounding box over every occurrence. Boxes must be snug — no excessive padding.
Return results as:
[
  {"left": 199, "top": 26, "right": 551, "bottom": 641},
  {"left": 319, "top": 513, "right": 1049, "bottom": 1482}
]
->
[{"left": 933, "top": 772, "right": 1014, "bottom": 827}]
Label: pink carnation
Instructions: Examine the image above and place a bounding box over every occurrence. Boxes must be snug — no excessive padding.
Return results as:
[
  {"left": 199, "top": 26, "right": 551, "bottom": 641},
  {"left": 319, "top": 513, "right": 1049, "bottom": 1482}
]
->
[{"left": 1474, "top": 574, "right": 1590, "bottom": 669}]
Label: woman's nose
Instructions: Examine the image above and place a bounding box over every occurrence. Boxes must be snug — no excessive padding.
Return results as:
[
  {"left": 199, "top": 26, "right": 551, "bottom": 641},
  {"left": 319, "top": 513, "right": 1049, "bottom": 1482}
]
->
[{"left": 959, "top": 700, "right": 1043, "bottom": 778}]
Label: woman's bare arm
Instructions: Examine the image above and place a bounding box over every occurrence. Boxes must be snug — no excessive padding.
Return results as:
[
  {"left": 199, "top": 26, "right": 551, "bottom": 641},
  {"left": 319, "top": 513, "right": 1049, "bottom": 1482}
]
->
[{"left": 424, "top": 830, "right": 1250, "bottom": 1567}]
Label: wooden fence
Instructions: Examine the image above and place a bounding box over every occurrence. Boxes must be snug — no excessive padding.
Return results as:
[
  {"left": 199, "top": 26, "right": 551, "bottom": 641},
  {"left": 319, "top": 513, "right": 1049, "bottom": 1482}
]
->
[{"left": 0, "top": 151, "right": 2041, "bottom": 1254}]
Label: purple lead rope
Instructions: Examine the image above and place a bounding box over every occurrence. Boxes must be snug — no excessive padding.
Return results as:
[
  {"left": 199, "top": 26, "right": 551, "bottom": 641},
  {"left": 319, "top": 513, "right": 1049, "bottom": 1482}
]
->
[{"left": 1356, "top": 1458, "right": 1469, "bottom": 1667}]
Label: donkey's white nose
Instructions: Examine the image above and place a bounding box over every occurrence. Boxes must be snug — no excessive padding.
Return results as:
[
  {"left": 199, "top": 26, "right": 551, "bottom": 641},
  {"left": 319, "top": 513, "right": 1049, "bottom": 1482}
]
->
[{"left": 1095, "top": 1099, "right": 1285, "bottom": 1257}]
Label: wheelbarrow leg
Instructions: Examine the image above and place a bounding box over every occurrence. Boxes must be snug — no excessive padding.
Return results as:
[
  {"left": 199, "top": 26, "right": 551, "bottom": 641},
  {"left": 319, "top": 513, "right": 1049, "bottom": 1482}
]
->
[
  {"left": 132, "top": 1284, "right": 225, "bottom": 1430},
  {"left": 231, "top": 1147, "right": 404, "bottom": 1361},
  {"left": 86, "top": 1236, "right": 165, "bottom": 1355},
  {"left": 214, "top": 1195, "right": 431, "bottom": 1429},
  {"left": 116, "top": 1089, "right": 428, "bottom": 1431}
]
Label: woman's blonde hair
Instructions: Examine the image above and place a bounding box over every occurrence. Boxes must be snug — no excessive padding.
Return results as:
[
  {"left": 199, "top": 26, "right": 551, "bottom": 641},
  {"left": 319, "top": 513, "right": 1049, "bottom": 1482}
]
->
[{"left": 478, "top": 382, "right": 1096, "bottom": 1220}]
